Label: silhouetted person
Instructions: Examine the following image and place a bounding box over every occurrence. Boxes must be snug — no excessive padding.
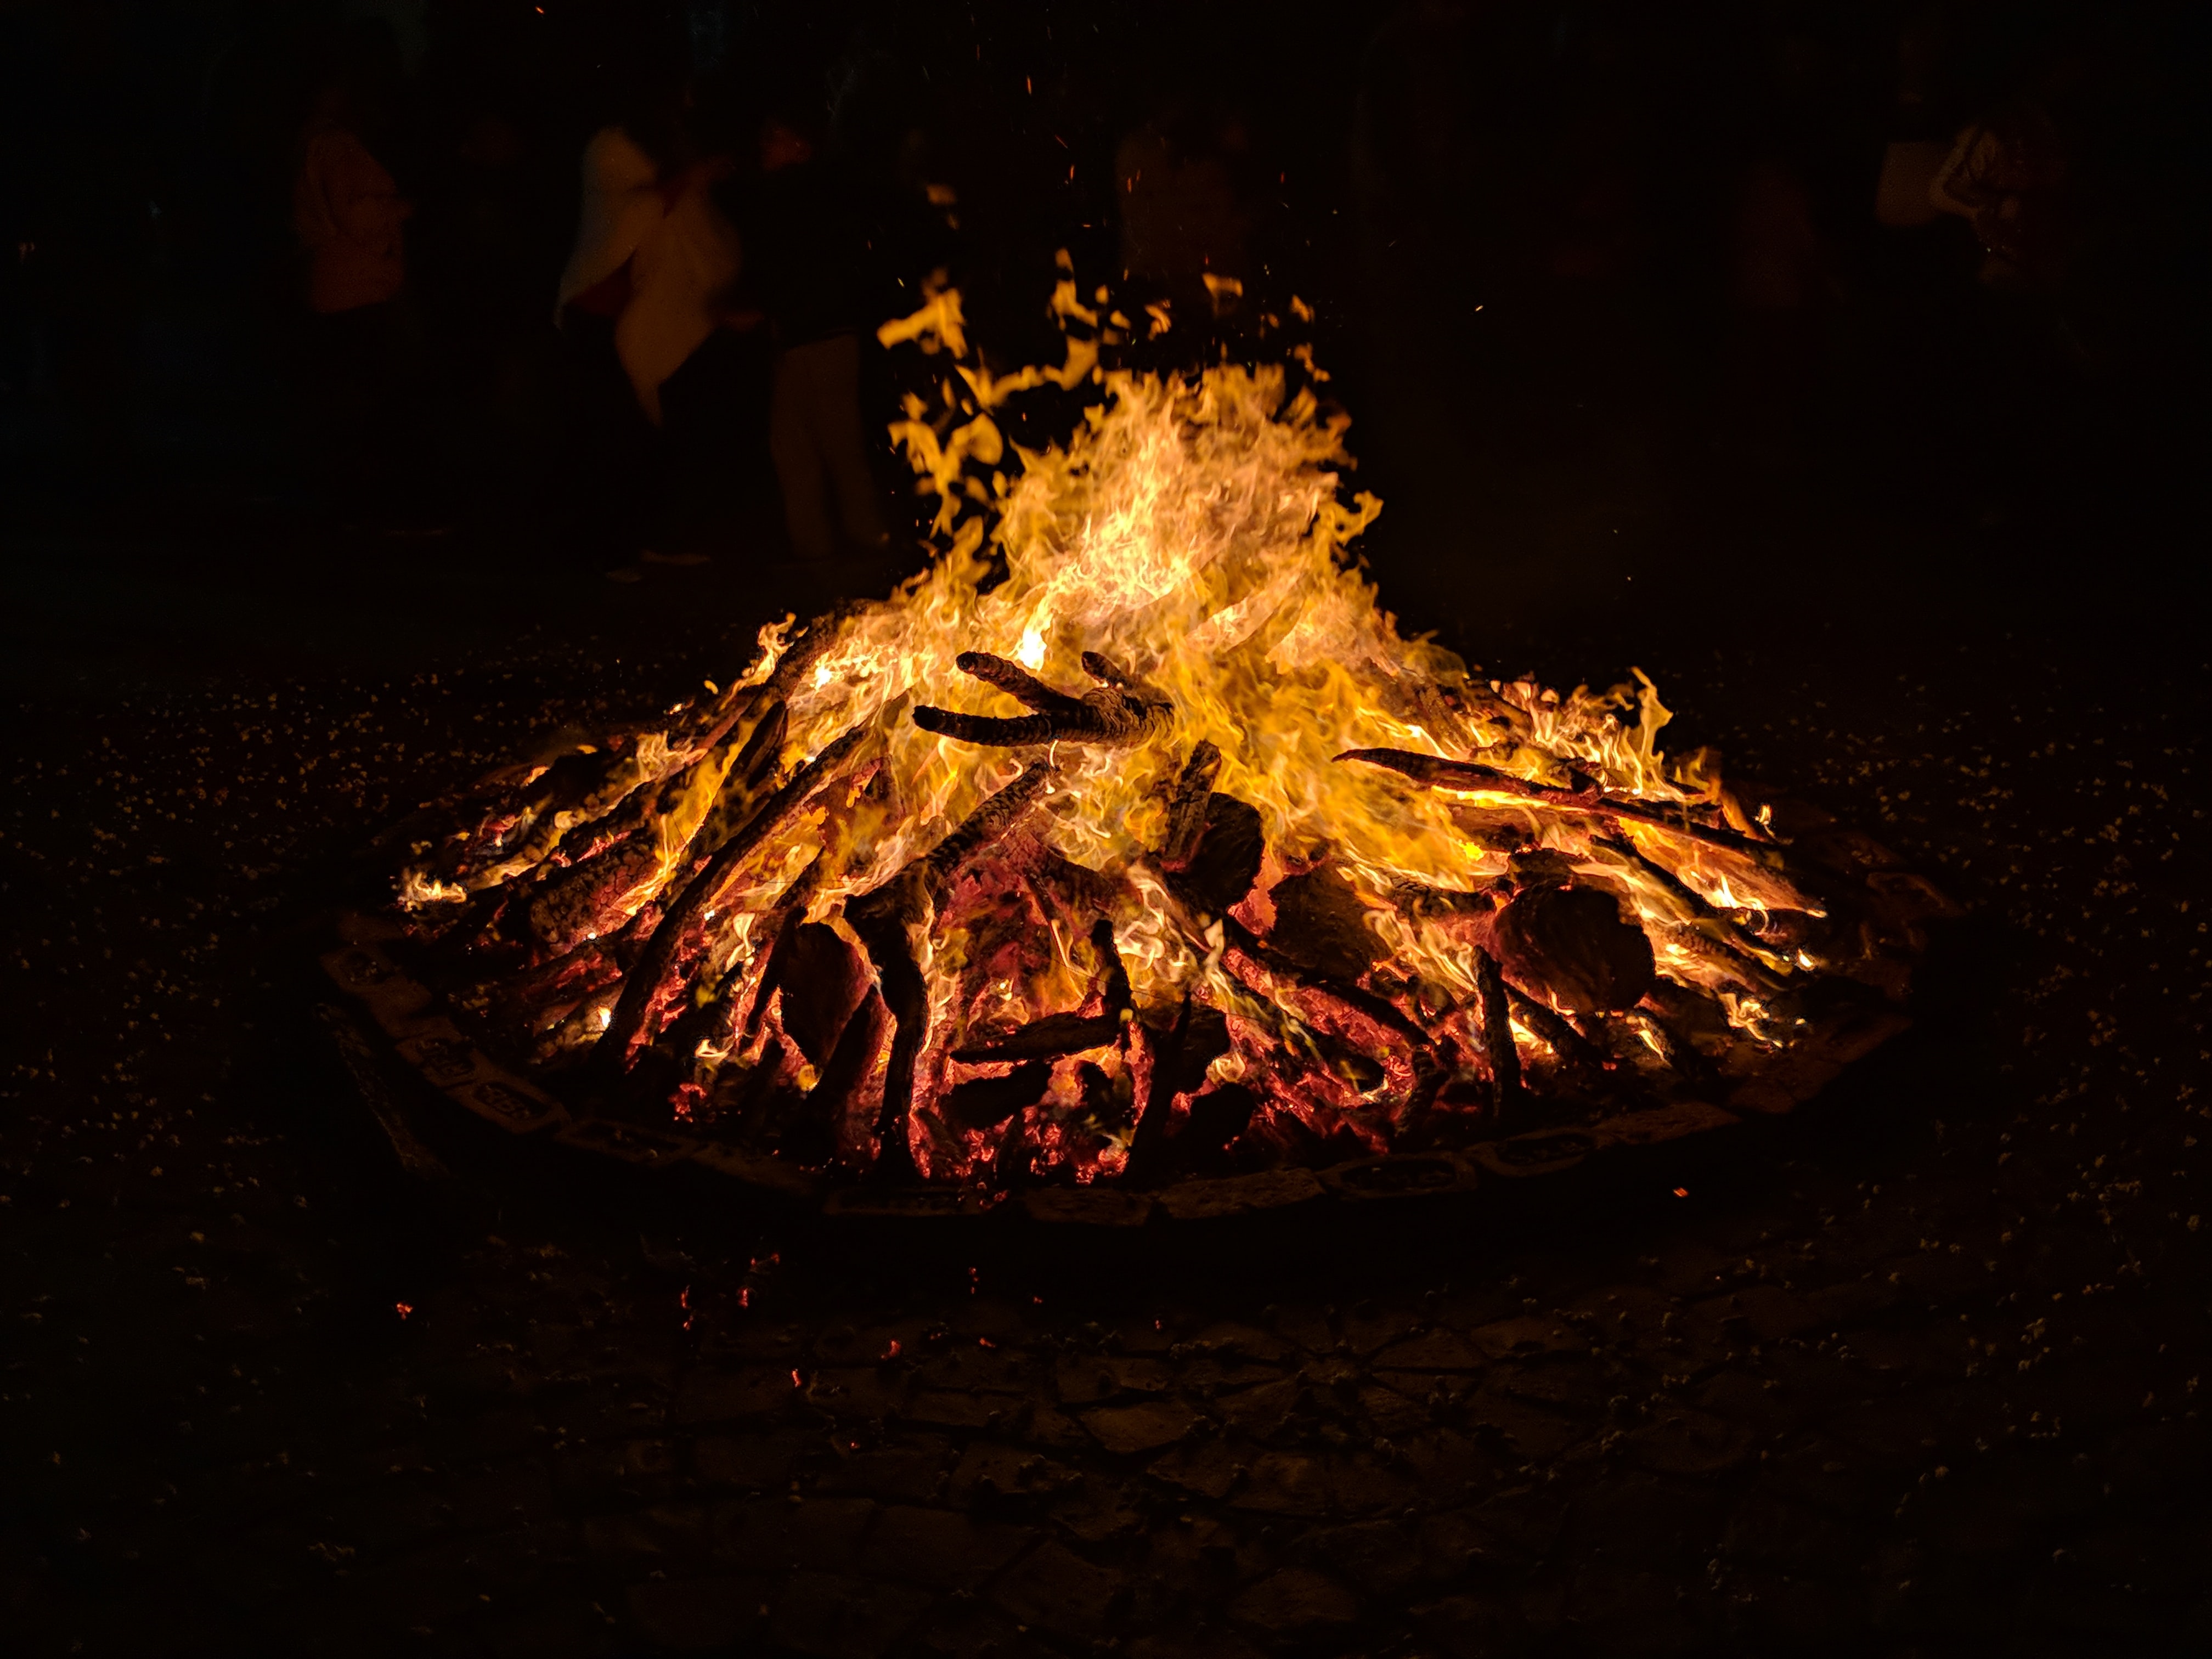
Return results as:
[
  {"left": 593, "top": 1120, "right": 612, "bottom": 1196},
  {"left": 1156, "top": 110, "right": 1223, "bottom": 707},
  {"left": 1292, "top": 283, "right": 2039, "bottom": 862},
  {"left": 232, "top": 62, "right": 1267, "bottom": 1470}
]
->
[
  {"left": 554, "top": 74, "right": 745, "bottom": 572},
  {"left": 292, "top": 76, "right": 416, "bottom": 512},
  {"left": 748, "top": 103, "right": 888, "bottom": 562},
  {"left": 557, "top": 97, "right": 741, "bottom": 428}
]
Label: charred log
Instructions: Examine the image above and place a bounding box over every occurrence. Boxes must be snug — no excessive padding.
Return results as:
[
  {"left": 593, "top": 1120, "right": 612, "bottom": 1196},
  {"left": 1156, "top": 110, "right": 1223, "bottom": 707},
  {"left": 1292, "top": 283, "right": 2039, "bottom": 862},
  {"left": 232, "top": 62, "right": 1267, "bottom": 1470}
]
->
[
  {"left": 922, "top": 762, "right": 1054, "bottom": 902},
  {"left": 776, "top": 923, "right": 871, "bottom": 1066},
  {"left": 1590, "top": 833, "right": 1799, "bottom": 972},
  {"left": 1504, "top": 984, "right": 1614, "bottom": 1076},
  {"left": 1473, "top": 946, "right": 1525, "bottom": 1124},
  {"left": 939, "top": 1062, "right": 1052, "bottom": 1131},
  {"left": 1266, "top": 866, "right": 1387, "bottom": 983},
  {"left": 848, "top": 867, "right": 928, "bottom": 1182},
  {"left": 1627, "top": 1001, "right": 1707, "bottom": 1079},
  {"left": 802, "top": 986, "right": 893, "bottom": 1165},
  {"left": 914, "top": 651, "right": 1169, "bottom": 749},
  {"left": 593, "top": 726, "right": 867, "bottom": 1070},
  {"left": 1159, "top": 741, "right": 1224, "bottom": 871},
  {"left": 950, "top": 1012, "right": 1124, "bottom": 1065},
  {"left": 1491, "top": 884, "right": 1656, "bottom": 1014},
  {"left": 1161, "top": 793, "right": 1265, "bottom": 916},
  {"left": 1338, "top": 748, "right": 1780, "bottom": 860}
]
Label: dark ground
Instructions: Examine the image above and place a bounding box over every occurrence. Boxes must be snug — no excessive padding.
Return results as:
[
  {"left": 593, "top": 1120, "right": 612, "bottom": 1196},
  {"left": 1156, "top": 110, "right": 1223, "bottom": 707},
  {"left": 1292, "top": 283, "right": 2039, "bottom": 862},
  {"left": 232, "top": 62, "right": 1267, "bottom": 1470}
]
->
[{"left": 6, "top": 341, "right": 2211, "bottom": 1659}]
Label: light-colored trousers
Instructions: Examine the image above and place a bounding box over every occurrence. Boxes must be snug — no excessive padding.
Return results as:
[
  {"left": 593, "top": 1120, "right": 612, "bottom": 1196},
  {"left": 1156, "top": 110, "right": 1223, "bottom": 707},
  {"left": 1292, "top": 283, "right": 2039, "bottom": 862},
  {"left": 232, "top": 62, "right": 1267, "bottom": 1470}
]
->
[{"left": 770, "top": 332, "right": 888, "bottom": 560}]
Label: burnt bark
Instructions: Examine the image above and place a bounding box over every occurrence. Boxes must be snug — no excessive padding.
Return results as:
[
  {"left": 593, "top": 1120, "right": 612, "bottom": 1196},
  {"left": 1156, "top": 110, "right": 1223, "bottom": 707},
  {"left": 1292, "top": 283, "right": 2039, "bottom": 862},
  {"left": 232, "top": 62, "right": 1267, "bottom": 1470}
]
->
[
  {"left": 1491, "top": 884, "right": 1656, "bottom": 1014},
  {"left": 1474, "top": 946, "right": 1525, "bottom": 1126},
  {"left": 1159, "top": 741, "right": 1224, "bottom": 871},
  {"left": 841, "top": 760, "right": 1063, "bottom": 1177},
  {"left": 922, "top": 762, "right": 1055, "bottom": 902},
  {"left": 592, "top": 726, "right": 868, "bottom": 1071},
  {"left": 1338, "top": 748, "right": 1780, "bottom": 860},
  {"left": 913, "top": 651, "right": 1169, "bottom": 749},
  {"left": 950, "top": 1012, "right": 1124, "bottom": 1065}
]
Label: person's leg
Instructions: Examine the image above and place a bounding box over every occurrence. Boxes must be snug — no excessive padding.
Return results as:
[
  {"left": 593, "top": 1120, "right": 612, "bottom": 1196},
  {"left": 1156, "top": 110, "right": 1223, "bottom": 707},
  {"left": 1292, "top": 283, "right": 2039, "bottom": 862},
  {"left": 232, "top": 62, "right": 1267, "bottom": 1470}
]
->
[
  {"left": 770, "top": 346, "right": 835, "bottom": 560},
  {"left": 802, "top": 333, "right": 891, "bottom": 551}
]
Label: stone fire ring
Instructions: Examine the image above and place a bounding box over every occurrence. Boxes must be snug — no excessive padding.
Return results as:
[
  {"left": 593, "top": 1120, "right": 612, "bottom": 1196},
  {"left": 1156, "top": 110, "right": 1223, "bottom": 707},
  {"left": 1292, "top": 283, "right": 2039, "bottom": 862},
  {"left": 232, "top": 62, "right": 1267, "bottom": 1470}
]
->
[{"left": 314, "top": 862, "right": 1943, "bottom": 1227}]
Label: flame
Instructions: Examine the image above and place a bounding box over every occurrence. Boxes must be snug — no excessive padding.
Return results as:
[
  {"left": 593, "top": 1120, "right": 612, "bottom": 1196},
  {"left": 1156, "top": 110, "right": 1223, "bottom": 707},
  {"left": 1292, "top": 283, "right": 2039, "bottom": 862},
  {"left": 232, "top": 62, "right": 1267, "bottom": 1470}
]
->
[{"left": 392, "top": 264, "right": 1882, "bottom": 1187}]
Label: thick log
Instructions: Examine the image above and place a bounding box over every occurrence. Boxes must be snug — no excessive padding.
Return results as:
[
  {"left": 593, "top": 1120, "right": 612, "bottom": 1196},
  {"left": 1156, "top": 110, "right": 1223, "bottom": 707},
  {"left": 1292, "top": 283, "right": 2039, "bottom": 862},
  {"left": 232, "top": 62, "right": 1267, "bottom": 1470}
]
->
[
  {"left": 843, "top": 761, "right": 1060, "bottom": 1178},
  {"left": 592, "top": 726, "right": 867, "bottom": 1070},
  {"left": 1336, "top": 748, "right": 1780, "bottom": 860},
  {"left": 848, "top": 866, "right": 929, "bottom": 1182},
  {"left": 1627, "top": 1001, "right": 1706, "bottom": 1078},
  {"left": 922, "top": 761, "right": 1054, "bottom": 902},
  {"left": 1122, "top": 1000, "right": 1222, "bottom": 1185},
  {"left": 950, "top": 1011, "right": 1122, "bottom": 1065},
  {"left": 939, "top": 1061, "right": 1052, "bottom": 1131},
  {"left": 946, "top": 917, "right": 1130, "bottom": 1068},
  {"left": 805, "top": 987, "right": 893, "bottom": 1161},
  {"left": 1266, "top": 866, "right": 1386, "bottom": 983},
  {"left": 1491, "top": 884, "right": 1656, "bottom": 1014},
  {"left": 1159, "top": 741, "right": 1224, "bottom": 871},
  {"left": 1092, "top": 916, "right": 1132, "bottom": 1013},
  {"left": 776, "top": 922, "right": 870, "bottom": 1065},
  {"left": 1473, "top": 946, "right": 1525, "bottom": 1124},
  {"left": 1504, "top": 984, "right": 1613, "bottom": 1075},
  {"left": 1161, "top": 793, "right": 1265, "bottom": 916}
]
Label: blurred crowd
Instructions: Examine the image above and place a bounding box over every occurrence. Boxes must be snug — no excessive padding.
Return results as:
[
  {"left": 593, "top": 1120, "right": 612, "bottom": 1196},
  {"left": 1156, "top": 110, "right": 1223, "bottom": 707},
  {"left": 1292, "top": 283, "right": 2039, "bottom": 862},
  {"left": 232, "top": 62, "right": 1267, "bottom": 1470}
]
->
[{"left": 0, "top": 1, "right": 2203, "bottom": 572}]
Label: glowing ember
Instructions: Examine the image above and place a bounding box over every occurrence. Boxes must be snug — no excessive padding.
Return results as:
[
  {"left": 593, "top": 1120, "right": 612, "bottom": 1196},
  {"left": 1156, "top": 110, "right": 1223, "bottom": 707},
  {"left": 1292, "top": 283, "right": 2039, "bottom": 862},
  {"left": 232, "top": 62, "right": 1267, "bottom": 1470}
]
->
[{"left": 380, "top": 269, "right": 1939, "bottom": 1194}]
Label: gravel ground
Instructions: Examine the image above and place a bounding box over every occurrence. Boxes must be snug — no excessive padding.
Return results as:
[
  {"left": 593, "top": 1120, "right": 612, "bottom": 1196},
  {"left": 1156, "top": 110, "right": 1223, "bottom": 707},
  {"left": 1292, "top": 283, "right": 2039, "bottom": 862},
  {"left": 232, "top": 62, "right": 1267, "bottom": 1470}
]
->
[{"left": 4, "top": 479, "right": 2209, "bottom": 1658}]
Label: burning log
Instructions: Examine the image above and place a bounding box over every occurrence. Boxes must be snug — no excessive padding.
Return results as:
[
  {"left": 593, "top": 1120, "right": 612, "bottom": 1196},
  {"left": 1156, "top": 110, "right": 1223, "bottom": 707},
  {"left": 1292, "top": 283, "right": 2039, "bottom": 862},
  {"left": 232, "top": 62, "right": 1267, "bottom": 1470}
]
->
[
  {"left": 921, "top": 761, "right": 1056, "bottom": 900},
  {"left": 1159, "top": 741, "right": 1224, "bottom": 871},
  {"left": 1489, "top": 884, "right": 1656, "bottom": 1014},
  {"left": 592, "top": 726, "right": 869, "bottom": 1070},
  {"left": 1265, "top": 866, "right": 1387, "bottom": 983},
  {"left": 914, "top": 652, "right": 1169, "bottom": 748},
  {"left": 1627, "top": 1001, "right": 1706, "bottom": 1078},
  {"left": 1503, "top": 985, "right": 1615, "bottom": 1079},
  {"left": 1588, "top": 833, "right": 1796, "bottom": 977},
  {"left": 1473, "top": 947, "right": 1525, "bottom": 1122},
  {"left": 845, "top": 761, "right": 1060, "bottom": 1177},
  {"left": 939, "top": 1061, "right": 1052, "bottom": 1131},
  {"left": 774, "top": 922, "right": 871, "bottom": 1064},
  {"left": 950, "top": 1012, "right": 1122, "bottom": 1064},
  {"left": 848, "top": 869, "right": 929, "bottom": 1180},
  {"left": 1161, "top": 792, "right": 1265, "bottom": 917},
  {"left": 1336, "top": 748, "right": 1779, "bottom": 861}
]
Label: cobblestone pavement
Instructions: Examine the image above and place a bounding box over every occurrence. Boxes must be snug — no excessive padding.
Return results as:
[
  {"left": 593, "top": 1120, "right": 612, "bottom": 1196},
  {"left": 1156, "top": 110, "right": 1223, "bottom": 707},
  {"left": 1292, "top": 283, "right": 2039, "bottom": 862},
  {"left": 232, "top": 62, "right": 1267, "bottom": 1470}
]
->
[{"left": 4, "top": 499, "right": 2209, "bottom": 1657}]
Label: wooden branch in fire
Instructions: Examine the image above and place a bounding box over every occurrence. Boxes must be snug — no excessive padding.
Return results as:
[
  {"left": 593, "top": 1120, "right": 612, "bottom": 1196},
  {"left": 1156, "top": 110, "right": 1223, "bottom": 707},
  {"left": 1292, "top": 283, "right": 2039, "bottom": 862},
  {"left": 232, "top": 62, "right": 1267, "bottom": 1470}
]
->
[
  {"left": 591, "top": 726, "right": 870, "bottom": 1070},
  {"left": 915, "top": 651, "right": 1170, "bottom": 748},
  {"left": 1336, "top": 747, "right": 1779, "bottom": 860},
  {"left": 845, "top": 760, "right": 1060, "bottom": 1178}
]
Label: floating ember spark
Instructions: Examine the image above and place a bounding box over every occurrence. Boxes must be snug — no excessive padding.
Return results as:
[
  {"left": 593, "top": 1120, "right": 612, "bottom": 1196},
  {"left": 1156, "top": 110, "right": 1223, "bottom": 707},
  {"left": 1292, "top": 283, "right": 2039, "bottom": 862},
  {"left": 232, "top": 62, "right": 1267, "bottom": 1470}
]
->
[{"left": 360, "top": 267, "right": 1945, "bottom": 1201}]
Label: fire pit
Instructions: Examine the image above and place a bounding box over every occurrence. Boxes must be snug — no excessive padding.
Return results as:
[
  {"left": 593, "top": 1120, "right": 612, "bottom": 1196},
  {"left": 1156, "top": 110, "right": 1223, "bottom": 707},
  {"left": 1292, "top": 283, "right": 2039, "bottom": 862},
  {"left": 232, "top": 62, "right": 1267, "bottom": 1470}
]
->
[{"left": 323, "top": 281, "right": 1950, "bottom": 1224}]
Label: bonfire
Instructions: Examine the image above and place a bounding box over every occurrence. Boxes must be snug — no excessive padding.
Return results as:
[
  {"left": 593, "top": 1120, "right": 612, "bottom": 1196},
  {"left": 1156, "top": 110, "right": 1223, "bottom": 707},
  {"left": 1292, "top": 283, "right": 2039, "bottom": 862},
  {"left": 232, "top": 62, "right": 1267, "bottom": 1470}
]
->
[{"left": 342, "top": 269, "right": 1943, "bottom": 1201}]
